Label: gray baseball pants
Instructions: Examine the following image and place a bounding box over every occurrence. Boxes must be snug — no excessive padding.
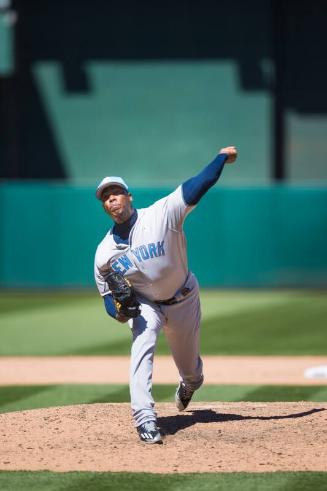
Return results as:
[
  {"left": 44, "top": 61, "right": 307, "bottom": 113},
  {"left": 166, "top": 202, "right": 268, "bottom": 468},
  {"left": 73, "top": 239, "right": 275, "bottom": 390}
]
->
[{"left": 129, "top": 273, "right": 203, "bottom": 427}]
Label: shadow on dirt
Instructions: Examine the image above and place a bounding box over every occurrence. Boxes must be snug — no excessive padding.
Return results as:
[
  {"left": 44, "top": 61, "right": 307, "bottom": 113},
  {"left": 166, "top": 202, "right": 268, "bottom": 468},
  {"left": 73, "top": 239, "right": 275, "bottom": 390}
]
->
[{"left": 158, "top": 407, "right": 326, "bottom": 436}]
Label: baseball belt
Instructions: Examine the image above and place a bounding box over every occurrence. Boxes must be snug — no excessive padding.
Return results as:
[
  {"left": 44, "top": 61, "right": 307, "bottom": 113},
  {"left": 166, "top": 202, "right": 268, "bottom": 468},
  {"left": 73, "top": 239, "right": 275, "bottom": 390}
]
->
[{"left": 155, "top": 286, "right": 191, "bottom": 306}]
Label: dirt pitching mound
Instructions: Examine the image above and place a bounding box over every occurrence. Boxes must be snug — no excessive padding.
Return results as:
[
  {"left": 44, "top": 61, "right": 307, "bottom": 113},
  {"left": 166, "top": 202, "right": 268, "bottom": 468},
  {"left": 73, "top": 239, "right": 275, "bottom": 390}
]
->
[{"left": 0, "top": 402, "right": 326, "bottom": 473}]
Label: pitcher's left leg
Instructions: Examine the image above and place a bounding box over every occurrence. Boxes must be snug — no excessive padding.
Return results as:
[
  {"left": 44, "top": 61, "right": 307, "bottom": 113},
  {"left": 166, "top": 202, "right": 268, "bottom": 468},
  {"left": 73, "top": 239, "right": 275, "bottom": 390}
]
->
[{"left": 163, "top": 278, "right": 204, "bottom": 404}]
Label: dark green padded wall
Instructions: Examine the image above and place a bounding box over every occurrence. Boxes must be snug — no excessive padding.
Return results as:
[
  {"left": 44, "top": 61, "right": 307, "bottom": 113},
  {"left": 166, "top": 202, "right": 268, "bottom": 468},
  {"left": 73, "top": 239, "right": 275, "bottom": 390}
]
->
[{"left": 1, "top": 183, "right": 326, "bottom": 288}]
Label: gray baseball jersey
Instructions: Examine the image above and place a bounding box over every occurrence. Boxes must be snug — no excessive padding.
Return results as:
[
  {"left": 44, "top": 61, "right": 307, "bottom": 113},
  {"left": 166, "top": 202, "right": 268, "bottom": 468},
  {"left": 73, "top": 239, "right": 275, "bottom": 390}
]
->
[{"left": 95, "top": 185, "right": 194, "bottom": 301}]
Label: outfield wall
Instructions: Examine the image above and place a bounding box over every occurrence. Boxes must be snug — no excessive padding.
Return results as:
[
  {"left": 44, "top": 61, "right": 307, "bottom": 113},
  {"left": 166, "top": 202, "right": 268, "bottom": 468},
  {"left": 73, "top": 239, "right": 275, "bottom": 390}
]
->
[{"left": 0, "top": 183, "right": 326, "bottom": 288}]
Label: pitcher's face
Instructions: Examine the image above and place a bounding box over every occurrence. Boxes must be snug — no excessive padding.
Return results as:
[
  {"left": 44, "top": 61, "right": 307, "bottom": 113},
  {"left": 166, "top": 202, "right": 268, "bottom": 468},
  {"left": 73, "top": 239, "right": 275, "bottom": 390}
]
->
[{"left": 101, "top": 186, "right": 133, "bottom": 224}]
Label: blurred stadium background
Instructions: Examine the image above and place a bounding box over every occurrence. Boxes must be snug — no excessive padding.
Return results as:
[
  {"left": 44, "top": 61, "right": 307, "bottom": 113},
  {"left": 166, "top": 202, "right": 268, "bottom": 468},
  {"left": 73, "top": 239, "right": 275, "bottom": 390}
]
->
[{"left": 1, "top": 0, "right": 327, "bottom": 291}]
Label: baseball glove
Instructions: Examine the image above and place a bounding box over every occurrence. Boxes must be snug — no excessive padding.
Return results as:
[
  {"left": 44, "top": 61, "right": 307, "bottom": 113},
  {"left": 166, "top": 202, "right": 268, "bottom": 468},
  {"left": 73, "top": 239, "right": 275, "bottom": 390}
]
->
[{"left": 106, "top": 271, "right": 141, "bottom": 322}]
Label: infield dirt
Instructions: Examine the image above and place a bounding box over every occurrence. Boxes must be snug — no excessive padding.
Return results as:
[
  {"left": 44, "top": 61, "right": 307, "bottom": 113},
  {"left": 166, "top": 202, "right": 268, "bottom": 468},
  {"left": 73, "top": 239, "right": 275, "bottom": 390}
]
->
[
  {"left": 0, "top": 401, "right": 326, "bottom": 473},
  {"left": 1, "top": 355, "right": 327, "bottom": 385}
]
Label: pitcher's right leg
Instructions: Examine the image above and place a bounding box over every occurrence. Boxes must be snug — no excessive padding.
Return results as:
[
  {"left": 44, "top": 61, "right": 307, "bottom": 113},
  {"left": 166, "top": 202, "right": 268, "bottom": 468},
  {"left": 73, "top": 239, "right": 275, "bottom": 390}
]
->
[{"left": 129, "top": 302, "right": 164, "bottom": 431}]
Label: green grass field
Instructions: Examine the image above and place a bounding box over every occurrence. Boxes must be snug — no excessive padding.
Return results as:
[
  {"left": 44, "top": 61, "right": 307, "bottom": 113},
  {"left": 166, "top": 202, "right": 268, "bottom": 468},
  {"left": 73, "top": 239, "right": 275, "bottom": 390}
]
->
[
  {"left": 0, "top": 289, "right": 326, "bottom": 490},
  {"left": 0, "top": 471, "right": 327, "bottom": 491},
  {"left": 1, "top": 289, "right": 326, "bottom": 356},
  {"left": 1, "top": 384, "right": 327, "bottom": 415}
]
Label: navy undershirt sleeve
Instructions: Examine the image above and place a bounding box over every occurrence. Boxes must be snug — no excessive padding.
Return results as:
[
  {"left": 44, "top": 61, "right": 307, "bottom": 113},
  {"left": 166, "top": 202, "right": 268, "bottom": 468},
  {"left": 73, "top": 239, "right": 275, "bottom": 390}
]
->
[
  {"left": 103, "top": 294, "right": 117, "bottom": 319},
  {"left": 182, "top": 153, "right": 228, "bottom": 205}
]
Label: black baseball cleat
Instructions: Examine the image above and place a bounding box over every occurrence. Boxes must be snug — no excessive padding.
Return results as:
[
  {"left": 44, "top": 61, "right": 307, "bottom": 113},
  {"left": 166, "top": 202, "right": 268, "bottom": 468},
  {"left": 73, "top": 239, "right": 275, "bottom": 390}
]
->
[
  {"left": 137, "top": 420, "right": 163, "bottom": 444},
  {"left": 175, "top": 382, "right": 195, "bottom": 411}
]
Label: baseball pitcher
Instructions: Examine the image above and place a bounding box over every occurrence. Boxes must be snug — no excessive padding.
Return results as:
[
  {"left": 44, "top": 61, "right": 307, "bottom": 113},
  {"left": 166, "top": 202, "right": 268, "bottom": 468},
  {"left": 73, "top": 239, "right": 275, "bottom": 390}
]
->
[{"left": 94, "top": 146, "right": 238, "bottom": 444}]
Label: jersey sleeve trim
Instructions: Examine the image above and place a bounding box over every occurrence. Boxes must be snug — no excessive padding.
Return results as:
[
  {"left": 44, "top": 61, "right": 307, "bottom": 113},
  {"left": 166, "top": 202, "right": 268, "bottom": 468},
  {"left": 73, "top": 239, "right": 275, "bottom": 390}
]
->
[{"left": 103, "top": 294, "right": 117, "bottom": 319}]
